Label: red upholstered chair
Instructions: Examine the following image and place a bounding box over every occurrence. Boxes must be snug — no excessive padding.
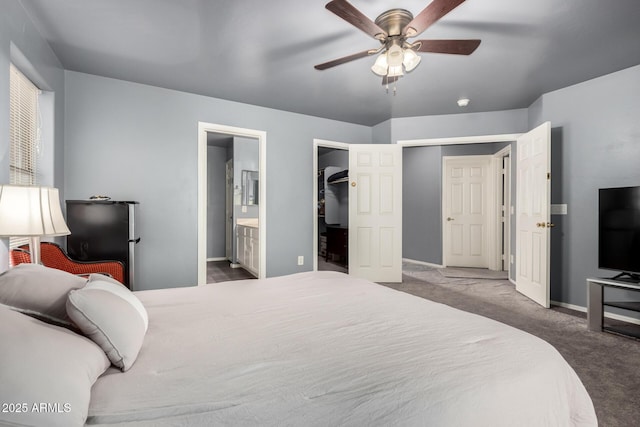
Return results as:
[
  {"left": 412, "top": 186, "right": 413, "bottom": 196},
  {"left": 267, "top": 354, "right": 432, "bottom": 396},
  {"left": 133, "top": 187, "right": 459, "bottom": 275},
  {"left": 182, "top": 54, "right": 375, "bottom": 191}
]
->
[{"left": 10, "top": 242, "right": 125, "bottom": 285}]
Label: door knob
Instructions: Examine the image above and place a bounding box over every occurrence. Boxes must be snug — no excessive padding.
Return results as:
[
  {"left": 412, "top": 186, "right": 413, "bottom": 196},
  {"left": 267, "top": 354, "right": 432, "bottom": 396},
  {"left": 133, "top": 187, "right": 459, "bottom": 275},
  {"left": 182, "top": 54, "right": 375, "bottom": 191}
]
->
[
  {"left": 351, "top": 182, "right": 356, "bottom": 187},
  {"left": 447, "top": 217, "right": 455, "bottom": 221},
  {"left": 536, "top": 222, "right": 546, "bottom": 228},
  {"left": 547, "top": 222, "right": 555, "bottom": 228}
]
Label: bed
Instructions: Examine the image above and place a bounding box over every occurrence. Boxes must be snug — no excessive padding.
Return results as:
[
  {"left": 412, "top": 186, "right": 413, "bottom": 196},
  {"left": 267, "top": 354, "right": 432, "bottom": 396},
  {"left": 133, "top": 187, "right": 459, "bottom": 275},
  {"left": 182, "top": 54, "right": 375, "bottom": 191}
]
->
[{"left": 0, "top": 266, "right": 597, "bottom": 426}]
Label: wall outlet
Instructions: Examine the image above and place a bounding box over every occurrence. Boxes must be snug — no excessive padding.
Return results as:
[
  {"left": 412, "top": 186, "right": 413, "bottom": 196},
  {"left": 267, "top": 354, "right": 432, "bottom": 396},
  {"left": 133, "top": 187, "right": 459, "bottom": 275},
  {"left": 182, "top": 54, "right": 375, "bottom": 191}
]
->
[
  {"left": 241, "top": 205, "right": 247, "bottom": 213},
  {"left": 297, "top": 256, "right": 304, "bottom": 266}
]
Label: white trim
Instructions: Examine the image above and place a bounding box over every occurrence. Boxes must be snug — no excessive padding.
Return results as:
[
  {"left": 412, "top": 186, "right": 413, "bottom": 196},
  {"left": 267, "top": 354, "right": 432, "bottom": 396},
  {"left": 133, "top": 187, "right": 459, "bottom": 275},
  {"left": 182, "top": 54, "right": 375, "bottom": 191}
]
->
[
  {"left": 490, "top": 146, "right": 512, "bottom": 273},
  {"left": 493, "top": 145, "right": 512, "bottom": 158},
  {"left": 402, "top": 258, "right": 444, "bottom": 269},
  {"left": 207, "top": 257, "right": 227, "bottom": 262},
  {"left": 198, "top": 122, "right": 267, "bottom": 285},
  {"left": 551, "top": 300, "right": 640, "bottom": 326},
  {"left": 313, "top": 139, "right": 349, "bottom": 272},
  {"left": 398, "top": 133, "right": 522, "bottom": 147}
]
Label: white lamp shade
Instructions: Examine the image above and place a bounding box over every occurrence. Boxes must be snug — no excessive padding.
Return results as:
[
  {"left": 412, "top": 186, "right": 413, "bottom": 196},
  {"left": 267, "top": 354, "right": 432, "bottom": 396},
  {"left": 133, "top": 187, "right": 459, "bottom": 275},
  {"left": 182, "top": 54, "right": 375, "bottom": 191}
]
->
[
  {"left": 0, "top": 185, "right": 70, "bottom": 237},
  {"left": 387, "top": 64, "right": 404, "bottom": 77},
  {"left": 403, "top": 49, "right": 421, "bottom": 72},
  {"left": 371, "top": 53, "right": 388, "bottom": 76},
  {"left": 387, "top": 44, "right": 404, "bottom": 67}
]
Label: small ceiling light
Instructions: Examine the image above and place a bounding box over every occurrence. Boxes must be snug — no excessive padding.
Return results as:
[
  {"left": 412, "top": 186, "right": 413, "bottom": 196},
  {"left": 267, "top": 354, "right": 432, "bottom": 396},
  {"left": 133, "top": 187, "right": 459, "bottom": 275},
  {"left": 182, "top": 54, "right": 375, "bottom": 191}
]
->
[
  {"left": 457, "top": 98, "right": 470, "bottom": 107},
  {"left": 371, "top": 54, "right": 388, "bottom": 76}
]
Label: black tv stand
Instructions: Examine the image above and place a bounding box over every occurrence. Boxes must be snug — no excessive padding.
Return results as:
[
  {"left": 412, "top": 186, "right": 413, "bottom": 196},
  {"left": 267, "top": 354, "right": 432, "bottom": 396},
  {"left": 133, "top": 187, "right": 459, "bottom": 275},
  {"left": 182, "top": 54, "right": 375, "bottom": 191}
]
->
[{"left": 611, "top": 272, "right": 640, "bottom": 283}]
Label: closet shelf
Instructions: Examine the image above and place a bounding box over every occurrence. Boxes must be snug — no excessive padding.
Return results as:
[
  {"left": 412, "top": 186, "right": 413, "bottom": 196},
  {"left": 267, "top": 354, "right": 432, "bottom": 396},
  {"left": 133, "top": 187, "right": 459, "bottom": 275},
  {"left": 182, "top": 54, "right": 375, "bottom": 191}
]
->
[{"left": 328, "top": 177, "right": 349, "bottom": 184}]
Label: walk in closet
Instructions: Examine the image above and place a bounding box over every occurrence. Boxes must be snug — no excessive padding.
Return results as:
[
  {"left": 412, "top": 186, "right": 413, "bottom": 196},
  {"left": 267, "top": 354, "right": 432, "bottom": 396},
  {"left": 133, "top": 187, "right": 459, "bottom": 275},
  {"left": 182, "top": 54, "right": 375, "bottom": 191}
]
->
[{"left": 317, "top": 147, "right": 349, "bottom": 271}]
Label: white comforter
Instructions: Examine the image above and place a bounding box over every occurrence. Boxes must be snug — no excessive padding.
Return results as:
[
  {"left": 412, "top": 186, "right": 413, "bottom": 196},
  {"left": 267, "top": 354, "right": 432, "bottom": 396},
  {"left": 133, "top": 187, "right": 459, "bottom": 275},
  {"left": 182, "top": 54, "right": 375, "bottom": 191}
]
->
[{"left": 87, "top": 271, "right": 596, "bottom": 426}]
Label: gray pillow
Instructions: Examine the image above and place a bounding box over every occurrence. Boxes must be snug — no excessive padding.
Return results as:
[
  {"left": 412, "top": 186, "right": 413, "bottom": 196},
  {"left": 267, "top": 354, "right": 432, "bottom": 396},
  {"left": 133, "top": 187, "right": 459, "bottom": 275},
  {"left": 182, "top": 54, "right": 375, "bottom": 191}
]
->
[
  {"left": 0, "top": 304, "right": 110, "bottom": 426},
  {"left": 0, "top": 263, "right": 87, "bottom": 326},
  {"left": 67, "top": 284, "right": 147, "bottom": 371}
]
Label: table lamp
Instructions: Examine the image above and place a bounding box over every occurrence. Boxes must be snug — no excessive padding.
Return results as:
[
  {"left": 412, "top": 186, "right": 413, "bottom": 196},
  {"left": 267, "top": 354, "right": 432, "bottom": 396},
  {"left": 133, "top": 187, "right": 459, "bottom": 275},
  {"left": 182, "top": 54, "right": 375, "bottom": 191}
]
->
[{"left": 0, "top": 185, "right": 71, "bottom": 264}]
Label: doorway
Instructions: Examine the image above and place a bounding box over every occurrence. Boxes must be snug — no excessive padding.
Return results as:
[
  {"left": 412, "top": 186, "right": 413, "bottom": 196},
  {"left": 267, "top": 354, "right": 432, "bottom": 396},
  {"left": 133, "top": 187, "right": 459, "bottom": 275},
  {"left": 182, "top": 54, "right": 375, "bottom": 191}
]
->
[
  {"left": 204, "top": 133, "right": 259, "bottom": 282},
  {"left": 399, "top": 122, "right": 552, "bottom": 307},
  {"left": 313, "top": 139, "right": 403, "bottom": 283},
  {"left": 197, "top": 122, "right": 266, "bottom": 285},
  {"left": 314, "top": 140, "right": 349, "bottom": 273},
  {"left": 441, "top": 147, "right": 512, "bottom": 273}
]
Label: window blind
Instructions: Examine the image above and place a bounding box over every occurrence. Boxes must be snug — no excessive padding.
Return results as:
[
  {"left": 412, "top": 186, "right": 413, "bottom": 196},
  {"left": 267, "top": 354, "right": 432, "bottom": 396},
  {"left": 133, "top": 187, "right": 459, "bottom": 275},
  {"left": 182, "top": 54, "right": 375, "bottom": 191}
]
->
[{"left": 9, "top": 63, "right": 41, "bottom": 249}]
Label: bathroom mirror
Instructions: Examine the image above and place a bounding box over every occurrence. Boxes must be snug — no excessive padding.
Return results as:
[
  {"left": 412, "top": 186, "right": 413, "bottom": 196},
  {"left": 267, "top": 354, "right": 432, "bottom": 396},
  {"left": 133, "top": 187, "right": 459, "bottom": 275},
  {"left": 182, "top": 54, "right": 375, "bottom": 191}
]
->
[{"left": 241, "top": 170, "right": 259, "bottom": 205}]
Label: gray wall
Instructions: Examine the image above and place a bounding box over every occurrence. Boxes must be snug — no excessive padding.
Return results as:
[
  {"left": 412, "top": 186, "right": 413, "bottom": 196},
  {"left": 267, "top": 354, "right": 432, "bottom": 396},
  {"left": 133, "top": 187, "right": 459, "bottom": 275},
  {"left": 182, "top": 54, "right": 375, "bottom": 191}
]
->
[
  {"left": 0, "top": 2, "right": 65, "bottom": 271},
  {"left": 64, "top": 71, "right": 371, "bottom": 289},
  {"left": 207, "top": 146, "right": 226, "bottom": 259},
  {"left": 372, "top": 119, "right": 391, "bottom": 144},
  {"left": 391, "top": 109, "right": 529, "bottom": 142},
  {"left": 528, "top": 64, "right": 640, "bottom": 308}
]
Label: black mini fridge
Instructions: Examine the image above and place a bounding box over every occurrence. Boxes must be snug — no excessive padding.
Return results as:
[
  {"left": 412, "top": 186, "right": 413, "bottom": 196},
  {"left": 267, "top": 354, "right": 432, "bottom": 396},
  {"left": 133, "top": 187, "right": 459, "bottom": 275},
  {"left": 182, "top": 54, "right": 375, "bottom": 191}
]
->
[{"left": 66, "top": 200, "right": 140, "bottom": 289}]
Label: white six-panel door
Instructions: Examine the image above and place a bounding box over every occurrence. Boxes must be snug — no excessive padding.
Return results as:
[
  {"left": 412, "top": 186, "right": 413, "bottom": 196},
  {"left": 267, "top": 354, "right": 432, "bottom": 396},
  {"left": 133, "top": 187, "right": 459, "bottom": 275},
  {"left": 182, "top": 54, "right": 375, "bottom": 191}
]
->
[
  {"left": 516, "top": 122, "right": 551, "bottom": 308},
  {"left": 443, "top": 156, "right": 491, "bottom": 268},
  {"left": 348, "top": 144, "right": 402, "bottom": 282}
]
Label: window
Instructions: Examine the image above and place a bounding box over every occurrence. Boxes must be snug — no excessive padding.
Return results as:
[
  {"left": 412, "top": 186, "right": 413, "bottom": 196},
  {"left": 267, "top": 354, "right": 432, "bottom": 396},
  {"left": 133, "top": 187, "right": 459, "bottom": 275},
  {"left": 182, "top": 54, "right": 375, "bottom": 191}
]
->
[
  {"left": 9, "top": 63, "right": 41, "bottom": 248},
  {"left": 9, "top": 63, "right": 40, "bottom": 185}
]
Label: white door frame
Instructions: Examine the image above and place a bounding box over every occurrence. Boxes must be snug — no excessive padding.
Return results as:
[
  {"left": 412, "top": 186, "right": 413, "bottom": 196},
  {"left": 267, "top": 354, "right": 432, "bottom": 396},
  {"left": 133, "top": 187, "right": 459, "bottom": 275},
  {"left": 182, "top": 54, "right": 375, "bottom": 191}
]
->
[
  {"left": 198, "top": 122, "right": 267, "bottom": 284},
  {"left": 312, "top": 139, "right": 349, "bottom": 271},
  {"left": 491, "top": 145, "right": 512, "bottom": 272},
  {"left": 399, "top": 132, "right": 521, "bottom": 276}
]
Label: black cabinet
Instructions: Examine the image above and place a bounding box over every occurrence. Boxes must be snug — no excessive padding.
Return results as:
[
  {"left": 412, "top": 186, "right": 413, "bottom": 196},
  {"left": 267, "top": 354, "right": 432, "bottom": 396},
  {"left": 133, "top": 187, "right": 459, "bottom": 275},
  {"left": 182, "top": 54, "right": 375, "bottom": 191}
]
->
[
  {"left": 326, "top": 225, "right": 348, "bottom": 267},
  {"left": 66, "top": 200, "right": 140, "bottom": 289}
]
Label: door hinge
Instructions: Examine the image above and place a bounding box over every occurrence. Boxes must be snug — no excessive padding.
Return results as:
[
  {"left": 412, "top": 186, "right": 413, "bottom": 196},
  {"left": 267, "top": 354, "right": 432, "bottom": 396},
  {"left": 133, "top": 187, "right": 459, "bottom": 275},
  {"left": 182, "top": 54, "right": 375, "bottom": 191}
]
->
[{"left": 547, "top": 172, "right": 551, "bottom": 180}]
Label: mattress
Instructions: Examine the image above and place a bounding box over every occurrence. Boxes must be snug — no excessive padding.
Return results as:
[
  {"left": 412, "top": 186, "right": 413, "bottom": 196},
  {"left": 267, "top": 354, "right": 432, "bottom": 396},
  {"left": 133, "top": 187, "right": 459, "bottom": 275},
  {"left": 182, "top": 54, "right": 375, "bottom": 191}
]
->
[{"left": 86, "top": 271, "right": 596, "bottom": 426}]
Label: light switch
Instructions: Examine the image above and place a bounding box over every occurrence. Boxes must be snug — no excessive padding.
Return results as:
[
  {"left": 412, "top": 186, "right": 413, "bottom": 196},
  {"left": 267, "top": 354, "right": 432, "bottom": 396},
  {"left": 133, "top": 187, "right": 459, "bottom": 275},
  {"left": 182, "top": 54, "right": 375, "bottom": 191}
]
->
[{"left": 551, "top": 204, "right": 568, "bottom": 215}]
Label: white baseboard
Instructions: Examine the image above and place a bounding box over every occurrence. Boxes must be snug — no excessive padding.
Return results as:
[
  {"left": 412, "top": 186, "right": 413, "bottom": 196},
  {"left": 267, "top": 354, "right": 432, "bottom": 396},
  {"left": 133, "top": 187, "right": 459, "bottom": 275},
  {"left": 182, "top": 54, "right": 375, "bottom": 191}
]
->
[
  {"left": 207, "top": 257, "right": 227, "bottom": 262},
  {"left": 229, "top": 263, "right": 242, "bottom": 269},
  {"left": 403, "top": 258, "right": 444, "bottom": 269},
  {"left": 551, "top": 300, "right": 640, "bottom": 326}
]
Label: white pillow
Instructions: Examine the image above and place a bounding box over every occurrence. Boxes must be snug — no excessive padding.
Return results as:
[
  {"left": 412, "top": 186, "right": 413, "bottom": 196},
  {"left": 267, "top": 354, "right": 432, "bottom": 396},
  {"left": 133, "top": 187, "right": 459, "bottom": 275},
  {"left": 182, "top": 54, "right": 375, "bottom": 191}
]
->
[
  {"left": 67, "top": 287, "right": 147, "bottom": 371},
  {"left": 86, "top": 274, "right": 148, "bottom": 331},
  {"left": 0, "top": 304, "right": 110, "bottom": 426}
]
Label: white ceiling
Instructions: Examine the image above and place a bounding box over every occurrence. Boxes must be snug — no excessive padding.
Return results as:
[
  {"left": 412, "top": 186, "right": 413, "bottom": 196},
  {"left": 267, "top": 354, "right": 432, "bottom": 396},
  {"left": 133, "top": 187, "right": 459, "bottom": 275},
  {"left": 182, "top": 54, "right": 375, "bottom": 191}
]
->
[{"left": 20, "top": 0, "right": 640, "bottom": 126}]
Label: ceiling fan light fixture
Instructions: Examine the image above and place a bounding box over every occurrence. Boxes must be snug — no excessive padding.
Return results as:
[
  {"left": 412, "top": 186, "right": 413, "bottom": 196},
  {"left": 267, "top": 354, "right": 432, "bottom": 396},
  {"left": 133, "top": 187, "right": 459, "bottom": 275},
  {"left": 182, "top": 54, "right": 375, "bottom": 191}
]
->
[
  {"left": 371, "top": 53, "right": 389, "bottom": 76},
  {"left": 402, "top": 49, "right": 421, "bottom": 72},
  {"left": 387, "top": 43, "right": 404, "bottom": 67},
  {"left": 388, "top": 64, "right": 404, "bottom": 77}
]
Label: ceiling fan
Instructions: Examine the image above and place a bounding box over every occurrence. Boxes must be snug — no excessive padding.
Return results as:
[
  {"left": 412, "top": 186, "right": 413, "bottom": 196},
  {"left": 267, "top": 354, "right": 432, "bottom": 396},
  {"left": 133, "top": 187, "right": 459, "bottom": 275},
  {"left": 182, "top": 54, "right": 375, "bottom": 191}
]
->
[{"left": 314, "top": 0, "right": 481, "bottom": 88}]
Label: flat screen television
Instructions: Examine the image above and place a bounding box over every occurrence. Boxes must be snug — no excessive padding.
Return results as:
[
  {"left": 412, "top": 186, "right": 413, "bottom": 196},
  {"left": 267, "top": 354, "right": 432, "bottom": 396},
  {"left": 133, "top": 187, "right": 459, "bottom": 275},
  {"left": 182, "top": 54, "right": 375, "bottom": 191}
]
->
[{"left": 599, "top": 186, "right": 640, "bottom": 281}]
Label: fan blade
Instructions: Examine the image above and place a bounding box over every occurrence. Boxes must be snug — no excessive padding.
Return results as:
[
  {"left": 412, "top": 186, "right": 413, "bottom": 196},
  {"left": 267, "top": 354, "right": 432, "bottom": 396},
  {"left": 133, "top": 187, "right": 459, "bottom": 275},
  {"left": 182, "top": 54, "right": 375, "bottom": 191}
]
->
[
  {"left": 403, "top": 0, "right": 466, "bottom": 38},
  {"left": 314, "top": 49, "right": 374, "bottom": 70},
  {"left": 414, "top": 39, "right": 480, "bottom": 55},
  {"left": 326, "top": 0, "right": 387, "bottom": 40}
]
